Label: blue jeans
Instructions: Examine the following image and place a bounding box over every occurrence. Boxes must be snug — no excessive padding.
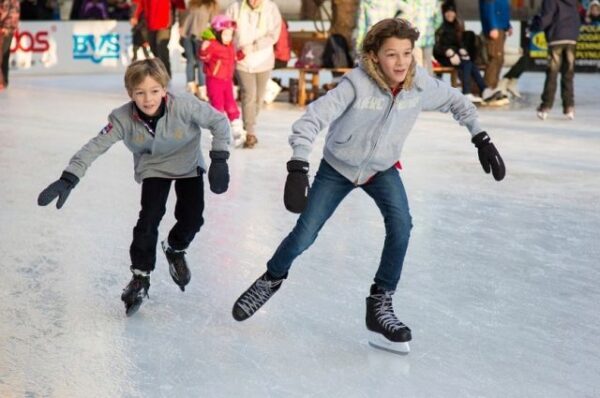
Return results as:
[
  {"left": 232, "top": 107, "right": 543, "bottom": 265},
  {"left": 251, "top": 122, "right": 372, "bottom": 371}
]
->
[
  {"left": 267, "top": 160, "right": 412, "bottom": 291},
  {"left": 182, "top": 36, "right": 205, "bottom": 85},
  {"left": 459, "top": 59, "right": 487, "bottom": 94}
]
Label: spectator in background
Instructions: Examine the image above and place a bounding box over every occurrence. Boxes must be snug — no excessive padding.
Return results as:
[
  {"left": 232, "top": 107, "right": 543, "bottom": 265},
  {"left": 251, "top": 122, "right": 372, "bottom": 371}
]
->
[
  {"left": 108, "top": 0, "right": 131, "bottom": 20},
  {"left": 21, "top": 0, "right": 55, "bottom": 19},
  {"left": 131, "top": 0, "right": 150, "bottom": 61},
  {"left": 434, "top": 0, "right": 497, "bottom": 103},
  {"left": 355, "top": 0, "right": 408, "bottom": 55},
  {"left": 180, "top": 0, "right": 217, "bottom": 100},
  {"left": 79, "top": 0, "right": 109, "bottom": 19},
  {"left": 274, "top": 16, "right": 290, "bottom": 68},
  {"left": 406, "top": 0, "right": 443, "bottom": 75},
  {"left": 531, "top": 0, "right": 581, "bottom": 120},
  {"left": 131, "top": 0, "right": 175, "bottom": 77},
  {"left": 0, "top": 0, "right": 19, "bottom": 91},
  {"left": 479, "top": 0, "right": 512, "bottom": 103},
  {"left": 226, "top": 0, "right": 282, "bottom": 149},
  {"left": 586, "top": 0, "right": 600, "bottom": 25}
]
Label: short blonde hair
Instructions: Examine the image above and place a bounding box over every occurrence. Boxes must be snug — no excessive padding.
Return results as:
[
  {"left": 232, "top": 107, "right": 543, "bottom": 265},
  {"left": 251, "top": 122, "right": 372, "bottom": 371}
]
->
[{"left": 124, "top": 59, "right": 170, "bottom": 95}]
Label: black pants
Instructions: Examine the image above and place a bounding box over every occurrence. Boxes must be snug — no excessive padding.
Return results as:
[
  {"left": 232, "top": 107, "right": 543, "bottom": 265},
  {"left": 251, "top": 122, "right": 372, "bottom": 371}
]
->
[
  {"left": 148, "top": 28, "right": 172, "bottom": 77},
  {"left": 130, "top": 176, "right": 204, "bottom": 272},
  {"left": 503, "top": 52, "right": 531, "bottom": 79}
]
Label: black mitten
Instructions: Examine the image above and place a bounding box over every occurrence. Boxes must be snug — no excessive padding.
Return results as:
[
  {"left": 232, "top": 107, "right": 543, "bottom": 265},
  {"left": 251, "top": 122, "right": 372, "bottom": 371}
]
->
[
  {"left": 37, "top": 171, "right": 80, "bottom": 209},
  {"left": 472, "top": 132, "right": 505, "bottom": 181},
  {"left": 208, "top": 150, "right": 230, "bottom": 194},
  {"left": 284, "top": 160, "right": 309, "bottom": 213}
]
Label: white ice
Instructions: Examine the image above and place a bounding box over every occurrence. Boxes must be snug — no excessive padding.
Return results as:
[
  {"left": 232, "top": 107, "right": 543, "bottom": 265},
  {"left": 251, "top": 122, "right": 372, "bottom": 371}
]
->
[{"left": 1, "top": 70, "right": 599, "bottom": 398}]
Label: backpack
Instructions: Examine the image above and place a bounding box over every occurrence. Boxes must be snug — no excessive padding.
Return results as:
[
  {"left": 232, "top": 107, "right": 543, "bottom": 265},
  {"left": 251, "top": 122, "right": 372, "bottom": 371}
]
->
[
  {"left": 462, "top": 30, "right": 488, "bottom": 66},
  {"left": 294, "top": 40, "right": 325, "bottom": 68},
  {"left": 321, "top": 33, "right": 353, "bottom": 68}
]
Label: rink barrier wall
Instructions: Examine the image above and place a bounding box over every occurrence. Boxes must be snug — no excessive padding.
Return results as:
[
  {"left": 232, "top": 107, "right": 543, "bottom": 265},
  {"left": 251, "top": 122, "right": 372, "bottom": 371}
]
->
[{"left": 9, "top": 21, "right": 185, "bottom": 75}]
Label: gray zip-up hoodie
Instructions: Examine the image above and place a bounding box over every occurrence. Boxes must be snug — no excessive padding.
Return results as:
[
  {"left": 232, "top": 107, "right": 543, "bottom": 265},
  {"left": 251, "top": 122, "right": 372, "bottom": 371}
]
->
[
  {"left": 290, "top": 65, "right": 483, "bottom": 185},
  {"left": 64, "top": 92, "right": 231, "bottom": 183}
]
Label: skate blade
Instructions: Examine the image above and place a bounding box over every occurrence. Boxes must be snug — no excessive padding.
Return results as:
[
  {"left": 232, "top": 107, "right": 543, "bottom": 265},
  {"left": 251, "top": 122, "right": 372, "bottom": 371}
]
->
[
  {"left": 368, "top": 332, "right": 410, "bottom": 355},
  {"left": 169, "top": 263, "right": 188, "bottom": 292},
  {"left": 125, "top": 298, "right": 143, "bottom": 317}
]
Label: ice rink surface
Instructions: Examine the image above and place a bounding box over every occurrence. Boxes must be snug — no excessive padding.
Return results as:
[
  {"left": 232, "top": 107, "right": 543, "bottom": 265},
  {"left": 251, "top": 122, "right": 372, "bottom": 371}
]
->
[{"left": 1, "top": 70, "right": 599, "bottom": 398}]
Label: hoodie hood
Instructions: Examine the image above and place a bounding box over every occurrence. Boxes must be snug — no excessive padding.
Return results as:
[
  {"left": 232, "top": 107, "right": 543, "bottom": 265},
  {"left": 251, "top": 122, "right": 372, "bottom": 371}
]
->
[{"left": 359, "top": 51, "right": 417, "bottom": 92}]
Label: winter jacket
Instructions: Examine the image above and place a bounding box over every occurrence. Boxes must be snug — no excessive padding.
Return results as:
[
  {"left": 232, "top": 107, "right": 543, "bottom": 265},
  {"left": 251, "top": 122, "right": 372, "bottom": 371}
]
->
[
  {"left": 64, "top": 93, "right": 231, "bottom": 183},
  {"left": 433, "top": 21, "right": 464, "bottom": 66},
  {"left": 226, "top": 0, "right": 282, "bottom": 73},
  {"left": 531, "top": 0, "right": 581, "bottom": 44},
  {"left": 289, "top": 64, "right": 483, "bottom": 185},
  {"left": 274, "top": 18, "right": 291, "bottom": 62},
  {"left": 479, "top": 0, "right": 511, "bottom": 35},
  {"left": 133, "top": 0, "right": 171, "bottom": 31},
  {"left": 181, "top": 4, "right": 216, "bottom": 39},
  {"left": 356, "top": 0, "right": 409, "bottom": 51},
  {"left": 403, "top": 0, "right": 443, "bottom": 48},
  {"left": 199, "top": 39, "right": 238, "bottom": 81},
  {"left": 0, "top": 0, "right": 19, "bottom": 31}
]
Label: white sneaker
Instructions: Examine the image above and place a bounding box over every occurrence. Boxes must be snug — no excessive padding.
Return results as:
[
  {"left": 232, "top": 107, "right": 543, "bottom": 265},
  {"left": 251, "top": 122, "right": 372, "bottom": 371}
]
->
[
  {"left": 537, "top": 107, "right": 549, "bottom": 120},
  {"left": 564, "top": 108, "right": 575, "bottom": 120},
  {"left": 464, "top": 93, "right": 483, "bottom": 103},
  {"left": 496, "top": 78, "right": 510, "bottom": 97},
  {"left": 186, "top": 82, "right": 198, "bottom": 95},
  {"left": 507, "top": 78, "right": 521, "bottom": 98},
  {"left": 197, "top": 85, "right": 209, "bottom": 101},
  {"left": 481, "top": 87, "right": 497, "bottom": 101},
  {"left": 230, "top": 119, "right": 246, "bottom": 148}
]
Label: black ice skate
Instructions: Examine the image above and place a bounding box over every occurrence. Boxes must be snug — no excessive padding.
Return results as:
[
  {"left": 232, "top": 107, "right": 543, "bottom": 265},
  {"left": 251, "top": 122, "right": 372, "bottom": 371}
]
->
[
  {"left": 121, "top": 270, "right": 150, "bottom": 316},
  {"left": 161, "top": 240, "right": 191, "bottom": 291},
  {"left": 232, "top": 271, "right": 285, "bottom": 321},
  {"left": 366, "top": 284, "right": 412, "bottom": 354}
]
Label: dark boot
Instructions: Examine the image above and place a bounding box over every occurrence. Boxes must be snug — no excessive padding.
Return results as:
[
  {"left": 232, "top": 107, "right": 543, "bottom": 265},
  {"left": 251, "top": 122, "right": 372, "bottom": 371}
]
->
[
  {"left": 232, "top": 271, "right": 285, "bottom": 321},
  {"left": 121, "top": 269, "right": 150, "bottom": 316},
  {"left": 161, "top": 240, "right": 191, "bottom": 291}
]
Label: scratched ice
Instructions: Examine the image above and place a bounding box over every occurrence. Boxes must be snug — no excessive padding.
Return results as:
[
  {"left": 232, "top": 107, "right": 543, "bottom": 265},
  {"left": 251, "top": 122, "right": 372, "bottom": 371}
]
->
[{"left": 1, "top": 71, "right": 599, "bottom": 397}]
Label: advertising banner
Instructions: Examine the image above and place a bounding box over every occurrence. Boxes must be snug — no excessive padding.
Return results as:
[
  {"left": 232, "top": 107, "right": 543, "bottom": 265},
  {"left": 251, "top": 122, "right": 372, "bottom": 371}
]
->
[
  {"left": 529, "top": 25, "right": 600, "bottom": 72},
  {"left": 10, "top": 21, "right": 183, "bottom": 75}
]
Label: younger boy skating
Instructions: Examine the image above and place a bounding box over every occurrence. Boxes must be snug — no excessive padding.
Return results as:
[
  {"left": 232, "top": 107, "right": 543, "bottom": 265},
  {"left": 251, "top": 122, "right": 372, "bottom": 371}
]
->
[{"left": 38, "top": 58, "right": 231, "bottom": 316}]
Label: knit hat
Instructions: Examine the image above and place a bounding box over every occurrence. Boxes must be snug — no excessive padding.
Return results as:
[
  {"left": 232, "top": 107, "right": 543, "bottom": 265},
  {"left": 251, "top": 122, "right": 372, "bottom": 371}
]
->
[
  {"left": 210, "top": 14, "right": 237, "bottom": 32},
  {"left": 590, "top": 0, "right": 600, "bottom": 8},
  {"left": 441, "top": 0, "right": 456, "bottom": 13}
]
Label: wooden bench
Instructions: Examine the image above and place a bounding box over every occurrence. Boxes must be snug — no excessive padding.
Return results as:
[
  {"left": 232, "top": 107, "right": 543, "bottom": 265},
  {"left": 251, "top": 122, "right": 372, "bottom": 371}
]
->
[{"left": 277, "top": 65, "right": 460, "bottom": 107}]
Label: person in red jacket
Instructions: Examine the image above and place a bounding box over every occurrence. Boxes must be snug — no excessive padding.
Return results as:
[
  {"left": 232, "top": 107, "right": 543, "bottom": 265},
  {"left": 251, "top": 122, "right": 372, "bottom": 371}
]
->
[
  {"left": 130, "top": 0, "right": 175, "bottom": 76},
  {"left": 199, "top": 15, "right": 246, "bottom": 147}
]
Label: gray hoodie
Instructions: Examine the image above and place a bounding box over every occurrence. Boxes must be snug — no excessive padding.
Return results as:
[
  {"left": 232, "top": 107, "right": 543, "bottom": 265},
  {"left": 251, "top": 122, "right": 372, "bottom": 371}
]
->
[
  {"left": 290, "top": 65, "right": 483, "bottom": 185},
  {"left": 64, "top": 93, "right": 231, "bottom": 183}
]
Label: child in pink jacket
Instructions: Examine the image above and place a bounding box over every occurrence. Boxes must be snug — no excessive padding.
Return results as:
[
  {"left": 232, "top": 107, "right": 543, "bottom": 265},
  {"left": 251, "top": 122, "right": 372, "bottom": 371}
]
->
[{"left": 199, "top": 15, "right": 246, "bottom": 147}]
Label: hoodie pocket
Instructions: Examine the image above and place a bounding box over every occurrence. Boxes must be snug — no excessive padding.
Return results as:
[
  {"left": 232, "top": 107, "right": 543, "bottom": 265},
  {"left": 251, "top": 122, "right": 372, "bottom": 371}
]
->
[{"left": 326, "top": 132, "right": 369, "bottom": 166}]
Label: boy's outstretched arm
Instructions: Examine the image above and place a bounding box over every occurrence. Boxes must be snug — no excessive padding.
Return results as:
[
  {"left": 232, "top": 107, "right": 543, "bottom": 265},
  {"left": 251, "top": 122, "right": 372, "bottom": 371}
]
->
[
  {"left": 420, "top": 72, "right": 505, "bottom": 181},
  {"left": 38, "top": 116, "right": 125, "bottom": 209},
  {"left": 284, "top": 78, "right": 356, "bottom": 213},
  {"left": 191, "top": 101, "right": 231, "bottom": 194}
]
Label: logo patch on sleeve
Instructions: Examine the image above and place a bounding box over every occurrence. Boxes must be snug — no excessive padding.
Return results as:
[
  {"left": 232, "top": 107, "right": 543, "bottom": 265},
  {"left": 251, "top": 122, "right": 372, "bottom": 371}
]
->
[{"left": 99, "top": 123, "right": 113, "bottom": 135}]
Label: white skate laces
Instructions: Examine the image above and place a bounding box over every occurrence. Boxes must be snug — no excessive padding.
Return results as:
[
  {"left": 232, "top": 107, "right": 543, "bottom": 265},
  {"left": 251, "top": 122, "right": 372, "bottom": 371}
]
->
[
  {"left": 237, "top": 277, "right": 282, "bottom": 317},
  {"left": 373, "top": 292, "right": 408, "bottom": 333}
]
